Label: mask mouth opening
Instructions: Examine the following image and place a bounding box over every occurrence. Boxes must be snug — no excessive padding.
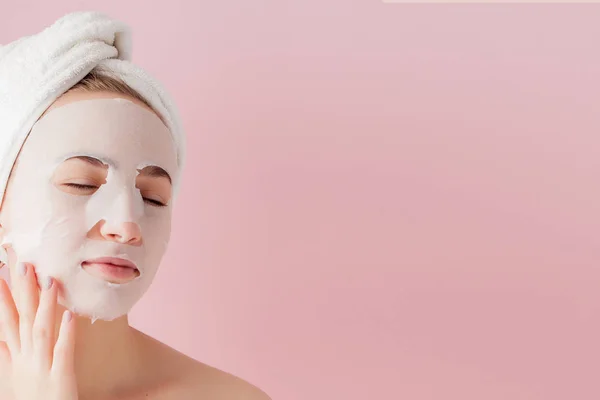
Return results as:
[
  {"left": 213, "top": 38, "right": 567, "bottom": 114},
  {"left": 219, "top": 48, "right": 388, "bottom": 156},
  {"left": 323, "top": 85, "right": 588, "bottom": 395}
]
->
[{"left": 81, "top": 256, "right": 140, "bottom": 284}]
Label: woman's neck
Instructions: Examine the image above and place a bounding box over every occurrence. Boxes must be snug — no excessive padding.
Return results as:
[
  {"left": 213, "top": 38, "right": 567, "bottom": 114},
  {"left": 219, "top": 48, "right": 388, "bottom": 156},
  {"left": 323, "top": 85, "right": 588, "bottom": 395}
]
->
[{"left": 54, "top": 305, "right": 145, "bottom": 399}]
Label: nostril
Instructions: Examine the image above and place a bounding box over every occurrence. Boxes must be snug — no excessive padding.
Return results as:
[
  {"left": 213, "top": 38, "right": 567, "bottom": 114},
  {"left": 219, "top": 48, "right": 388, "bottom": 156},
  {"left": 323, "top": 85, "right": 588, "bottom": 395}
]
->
[{"left": 98, "top": 222, "right": 142, "bottom": 245}]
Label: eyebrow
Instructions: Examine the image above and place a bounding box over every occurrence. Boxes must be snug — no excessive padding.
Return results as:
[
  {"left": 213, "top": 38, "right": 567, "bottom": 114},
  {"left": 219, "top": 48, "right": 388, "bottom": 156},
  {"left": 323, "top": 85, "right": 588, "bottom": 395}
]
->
[
  {"left": 66, "top": 156, "right": 172, "bottom": 184},
  {"left": 67, "top": 155, "right": 109, "bottom": 168},
  {"left": 138, "top": 165, "right": 172, "bottom": 184}
]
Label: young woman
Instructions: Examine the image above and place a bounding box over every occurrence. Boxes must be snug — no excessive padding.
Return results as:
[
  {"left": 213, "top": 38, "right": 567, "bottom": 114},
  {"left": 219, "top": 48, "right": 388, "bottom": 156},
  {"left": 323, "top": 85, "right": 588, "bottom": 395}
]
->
[{"left": 0, "top": 12, "right": 270, "bottom": 400}]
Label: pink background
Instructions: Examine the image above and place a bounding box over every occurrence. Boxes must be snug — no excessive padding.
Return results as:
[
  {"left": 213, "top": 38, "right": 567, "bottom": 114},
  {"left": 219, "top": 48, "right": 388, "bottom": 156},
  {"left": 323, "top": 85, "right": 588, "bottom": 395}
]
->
[{"left": 3, "top": 1, "right": 600, "bottom": 399}]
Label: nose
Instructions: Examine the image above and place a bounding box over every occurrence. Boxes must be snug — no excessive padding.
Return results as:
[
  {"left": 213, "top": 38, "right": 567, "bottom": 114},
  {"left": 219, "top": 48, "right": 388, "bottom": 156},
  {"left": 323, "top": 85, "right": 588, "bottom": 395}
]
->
[{"left": 98, "top": 220, "right": 142, "bottom": 246}]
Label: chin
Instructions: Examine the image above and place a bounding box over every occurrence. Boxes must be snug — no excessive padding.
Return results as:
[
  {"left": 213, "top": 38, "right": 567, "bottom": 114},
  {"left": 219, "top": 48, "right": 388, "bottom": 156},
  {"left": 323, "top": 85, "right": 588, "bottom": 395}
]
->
[
  {"left": 51, "top": 260, "right": 156, "bottom": 322},
  {"left": 59, "top": 296, "right": 130, "bottom": 322},
  {"left": 58, "top": 279, "right": 147, "bottom": 323}
]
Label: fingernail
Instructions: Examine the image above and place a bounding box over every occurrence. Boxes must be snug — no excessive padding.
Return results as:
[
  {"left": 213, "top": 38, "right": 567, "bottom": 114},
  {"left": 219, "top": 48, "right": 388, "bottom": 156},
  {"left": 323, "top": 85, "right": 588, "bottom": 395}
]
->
[
  {"left": 63, "top": 310, "right": 72, "bottom": 323},
  {"left": 42, "top": 276, "right": 53, "bottom": 290},
  {"left": 18, "top": 262, "right": 26, "bottom": 276}
]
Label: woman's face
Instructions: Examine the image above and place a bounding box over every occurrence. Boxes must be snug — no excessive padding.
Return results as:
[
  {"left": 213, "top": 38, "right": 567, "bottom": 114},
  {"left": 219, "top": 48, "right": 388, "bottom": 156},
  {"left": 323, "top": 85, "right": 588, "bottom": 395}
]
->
[{"left": 0, "top": 90, "right": 179, "bottom": 321}]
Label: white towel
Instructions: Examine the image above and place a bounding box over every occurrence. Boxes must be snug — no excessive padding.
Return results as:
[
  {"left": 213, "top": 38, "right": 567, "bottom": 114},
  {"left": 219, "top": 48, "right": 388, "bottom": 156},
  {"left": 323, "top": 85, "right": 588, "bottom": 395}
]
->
[{"left": 0, "top": 11, "right": 186, "bottom": 206}]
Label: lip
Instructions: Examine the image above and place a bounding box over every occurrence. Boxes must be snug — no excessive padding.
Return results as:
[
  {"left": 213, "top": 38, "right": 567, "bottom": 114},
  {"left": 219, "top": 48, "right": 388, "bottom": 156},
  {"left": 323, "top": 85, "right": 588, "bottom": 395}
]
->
[{"left": 81, "top": 257, "right": 140, "bottom": 284}]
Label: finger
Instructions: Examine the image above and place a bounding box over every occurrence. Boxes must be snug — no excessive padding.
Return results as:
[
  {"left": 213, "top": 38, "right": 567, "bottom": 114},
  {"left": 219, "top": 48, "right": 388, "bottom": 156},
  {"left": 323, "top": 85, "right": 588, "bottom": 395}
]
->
[
  {"left": 51, "top": 310, "right": 75, "bottom": 375},
  {"left": 0, "top": 278, "right": 20, "bottom": 355},
  {"left": 0, "top": 341, "right": 10, "bottom": 368},
  {"left": 32, "top": 276, "right": 57, "bottom": 371},
  {"left": 9, "top": 261, "right": 40, "bottom": 355}
]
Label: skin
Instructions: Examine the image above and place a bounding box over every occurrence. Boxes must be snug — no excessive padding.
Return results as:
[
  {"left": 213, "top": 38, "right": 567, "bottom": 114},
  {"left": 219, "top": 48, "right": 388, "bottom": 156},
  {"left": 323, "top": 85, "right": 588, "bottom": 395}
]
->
[{"left": 0, "top": 90, "right": 271, "bottom": 400}]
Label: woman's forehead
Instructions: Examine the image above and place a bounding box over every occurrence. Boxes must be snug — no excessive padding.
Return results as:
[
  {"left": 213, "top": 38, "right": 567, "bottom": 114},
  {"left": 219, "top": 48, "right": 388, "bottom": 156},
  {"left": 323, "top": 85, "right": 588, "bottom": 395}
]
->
[
  {"left": 42, "top": 89, "right": 156, "bottom": 119},
  {"left": 22, "top": 98, "right": 178, "bottom": 176}
]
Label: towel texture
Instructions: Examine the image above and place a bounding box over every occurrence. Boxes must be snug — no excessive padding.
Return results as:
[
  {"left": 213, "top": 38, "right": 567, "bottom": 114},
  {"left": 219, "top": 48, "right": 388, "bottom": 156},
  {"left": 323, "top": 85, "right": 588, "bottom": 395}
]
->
[{"left": 0, "top": 11, "right": 185, "bottom": 205}]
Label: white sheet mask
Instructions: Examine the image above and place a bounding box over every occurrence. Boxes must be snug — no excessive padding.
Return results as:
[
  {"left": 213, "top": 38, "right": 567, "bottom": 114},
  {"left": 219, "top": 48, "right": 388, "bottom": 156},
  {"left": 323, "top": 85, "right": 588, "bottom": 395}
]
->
[{"left": 0, "top": 98, "right": 178, "bottom": 321}]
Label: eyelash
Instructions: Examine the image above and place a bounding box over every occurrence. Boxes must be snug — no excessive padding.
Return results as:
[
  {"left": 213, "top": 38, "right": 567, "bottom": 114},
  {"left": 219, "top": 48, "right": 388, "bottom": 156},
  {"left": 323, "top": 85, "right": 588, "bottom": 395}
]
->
[{"left": 63, "top": 183, "right": 167, "bottom": 207}]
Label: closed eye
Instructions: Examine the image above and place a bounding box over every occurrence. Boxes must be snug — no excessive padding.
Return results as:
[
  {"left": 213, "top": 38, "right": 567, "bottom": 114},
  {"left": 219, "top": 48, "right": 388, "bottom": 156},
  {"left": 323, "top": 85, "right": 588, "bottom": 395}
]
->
[
  {"left": 144, "top": 198, "right": 167, "bottom": 207},
  {"left": 63, "top": 183, "right": 167, "bottom": 207},
  {"left": 63, "top": 183, "right": 99, "bottom": 190}
]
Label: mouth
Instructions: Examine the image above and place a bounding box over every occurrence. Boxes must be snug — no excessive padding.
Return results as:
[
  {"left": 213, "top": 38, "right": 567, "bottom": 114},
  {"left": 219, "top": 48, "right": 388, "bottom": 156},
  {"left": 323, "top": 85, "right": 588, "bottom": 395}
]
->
[{"left": 81, "top": 257, "right": 140, "bottom": 284}]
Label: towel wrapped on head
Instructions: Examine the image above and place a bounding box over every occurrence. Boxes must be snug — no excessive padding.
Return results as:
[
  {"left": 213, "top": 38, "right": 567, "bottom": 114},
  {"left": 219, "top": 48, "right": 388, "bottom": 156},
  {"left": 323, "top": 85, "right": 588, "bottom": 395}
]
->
[{"left": 0, "top": 11, "right": 186, "bottom": 207}]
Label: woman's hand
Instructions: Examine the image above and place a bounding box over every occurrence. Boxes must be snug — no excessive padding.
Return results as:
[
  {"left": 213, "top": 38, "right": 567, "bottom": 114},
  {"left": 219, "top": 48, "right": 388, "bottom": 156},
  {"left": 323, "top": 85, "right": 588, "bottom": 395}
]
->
[{"left": 0, "top": 247, "right": 78, "bottom": 400}]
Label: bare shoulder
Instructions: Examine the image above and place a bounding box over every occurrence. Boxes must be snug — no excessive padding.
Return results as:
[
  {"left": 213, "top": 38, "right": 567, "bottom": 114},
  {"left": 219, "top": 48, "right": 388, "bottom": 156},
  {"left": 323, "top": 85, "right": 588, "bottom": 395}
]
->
[
  {"left": 134, "top": 330, "right": 271, "bottom": 400},
  {"left": 179, "top": 361, "right": 272, "bottom": 400}
]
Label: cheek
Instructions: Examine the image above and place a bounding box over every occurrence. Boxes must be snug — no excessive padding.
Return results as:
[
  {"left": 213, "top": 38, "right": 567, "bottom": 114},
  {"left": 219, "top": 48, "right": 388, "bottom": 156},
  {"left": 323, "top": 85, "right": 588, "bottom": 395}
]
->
[
  {"left": 3, "top": 184, "right": 47, "bottom": 230},
  {"left": 3, "top": 193, "right": 90, "bottom": 271},
  {"left": 139, "top": 210, "right": 172, "bottom": 256},
  {"left": 46, "top": 190, "right": 91, "bottom": 229},
  {"left": 144, "top": 212, "right": 171, "bottom": 239},
  {"left": 7, "top": 187, "right": 89, "bottom": 241}
]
